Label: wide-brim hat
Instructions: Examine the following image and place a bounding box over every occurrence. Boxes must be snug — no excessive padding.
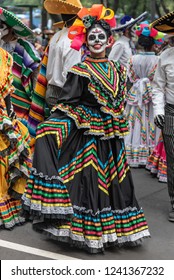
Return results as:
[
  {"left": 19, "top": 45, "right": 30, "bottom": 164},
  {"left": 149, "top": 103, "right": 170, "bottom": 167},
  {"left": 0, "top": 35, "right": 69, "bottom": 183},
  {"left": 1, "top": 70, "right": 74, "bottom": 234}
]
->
[
  {"left": 0, "top": 7, "right": 33, "bottom": 37},
  {"left": 53, "top": 13, "right": 77, "bottom": 29},
  {"left": 53, "top": 20, "right": 64, "bottom": 29},
  {"left": 112, "top": 11, "right": 148, "bottom": 32},
  {"left": 44, "top": 0, "right": 82, "bottom": 15},
  {"left": 151, "top": 11, "right": 174, "bottom": 35}
]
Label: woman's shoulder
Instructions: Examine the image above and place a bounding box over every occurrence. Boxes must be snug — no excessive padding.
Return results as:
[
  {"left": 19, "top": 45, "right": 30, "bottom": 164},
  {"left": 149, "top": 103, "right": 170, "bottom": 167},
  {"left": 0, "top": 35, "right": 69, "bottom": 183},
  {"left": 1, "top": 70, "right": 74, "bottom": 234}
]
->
[
  {"left": 110, "top": 59, "right": 127, "bottom": 73},
  {"left": 70, "top": 61, "right": 88, "bottom": 71},
  {"left": 69, "top": 61, "right": 90, "bottom": 79}
]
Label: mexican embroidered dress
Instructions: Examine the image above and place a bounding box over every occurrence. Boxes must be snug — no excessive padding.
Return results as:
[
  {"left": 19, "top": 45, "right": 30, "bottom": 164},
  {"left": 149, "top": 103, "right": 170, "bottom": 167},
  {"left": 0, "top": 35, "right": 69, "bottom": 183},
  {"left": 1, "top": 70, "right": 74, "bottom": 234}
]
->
[
  {"left": 22, "top": 57, "right": 150, "bottom": 253},
  {"left": 0, "top": 48, "right": 32, "bottom": 229},
  {"left": 125, "top": 52, "right": 160, "bottom": 167}
]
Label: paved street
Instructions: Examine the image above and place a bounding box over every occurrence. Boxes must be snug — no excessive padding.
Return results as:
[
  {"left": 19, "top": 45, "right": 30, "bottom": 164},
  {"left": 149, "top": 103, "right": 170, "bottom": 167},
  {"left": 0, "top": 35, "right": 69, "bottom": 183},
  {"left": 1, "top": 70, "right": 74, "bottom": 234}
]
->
[{"left": 0, "top": 168, "right": 174, "bottom": 260}]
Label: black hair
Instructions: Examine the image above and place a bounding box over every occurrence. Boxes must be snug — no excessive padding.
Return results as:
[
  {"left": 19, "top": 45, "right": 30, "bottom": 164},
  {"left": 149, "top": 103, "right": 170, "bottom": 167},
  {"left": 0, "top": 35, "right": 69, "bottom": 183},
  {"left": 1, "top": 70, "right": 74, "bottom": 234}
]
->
[
  {"left": 138, "top": 34, "right": 155, "bottom": 49},
  {"left": 87, "top": 19, "right": 112, "bottom": 38}
]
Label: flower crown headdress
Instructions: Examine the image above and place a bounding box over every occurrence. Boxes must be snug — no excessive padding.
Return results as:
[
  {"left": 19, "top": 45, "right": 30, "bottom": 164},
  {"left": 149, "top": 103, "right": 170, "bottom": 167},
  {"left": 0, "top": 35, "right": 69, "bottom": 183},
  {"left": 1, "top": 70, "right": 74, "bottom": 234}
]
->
[
  {"left": 136, "top": 21, "right": 164, "bottom": 44},
  {"left": 68, "top": 4, "right": 116, "bottom": 51}
]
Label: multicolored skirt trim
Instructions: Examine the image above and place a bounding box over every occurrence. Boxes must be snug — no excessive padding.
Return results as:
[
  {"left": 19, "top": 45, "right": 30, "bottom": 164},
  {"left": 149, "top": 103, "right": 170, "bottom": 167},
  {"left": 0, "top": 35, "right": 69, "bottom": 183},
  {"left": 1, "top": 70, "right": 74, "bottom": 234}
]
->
[
  {"left": 146, "top": 134, "right": 167, "bottom": 183},
  {"left": 0, "top": 195, "right": 25, "bottom": 229},
  {"left": 22, "top": 116, "right": 150, "bottom": 252},
  {"left": 125, "top": 145, "right": 151, "bottom": 167},
  {"left": 22, "top": 165, "right": 150, "bottom": 253},
  {"left": 33, "top": 206, "right": 149, "bottom": 253}
]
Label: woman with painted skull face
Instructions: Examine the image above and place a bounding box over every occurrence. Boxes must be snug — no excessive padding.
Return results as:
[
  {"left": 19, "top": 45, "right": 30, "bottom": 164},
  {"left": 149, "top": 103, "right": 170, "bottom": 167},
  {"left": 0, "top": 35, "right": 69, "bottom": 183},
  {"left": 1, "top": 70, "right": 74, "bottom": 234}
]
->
[
  {"left": 86, "top": 20, "right": 111, "bottom": 56},
  {"left": 22, "top": 5, "right": 150, "bottom": 253}
]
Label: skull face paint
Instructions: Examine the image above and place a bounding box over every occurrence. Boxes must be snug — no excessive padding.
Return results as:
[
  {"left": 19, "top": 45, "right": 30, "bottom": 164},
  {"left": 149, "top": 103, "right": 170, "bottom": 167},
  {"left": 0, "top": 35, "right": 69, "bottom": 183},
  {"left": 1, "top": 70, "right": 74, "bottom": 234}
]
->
[
  {"left": 130, "top": 25, "right": 137, "bottom": 40},
  {"left": 87, "top": 24, "right": 108, "bottom": 54}
]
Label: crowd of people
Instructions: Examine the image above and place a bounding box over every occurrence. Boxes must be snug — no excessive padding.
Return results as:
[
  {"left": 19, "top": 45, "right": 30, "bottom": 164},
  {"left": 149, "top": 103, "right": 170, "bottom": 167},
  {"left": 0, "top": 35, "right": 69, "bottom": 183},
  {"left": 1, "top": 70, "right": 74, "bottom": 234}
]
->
[{"left": 0, "top": 0, "right": 174, "bottom": 253}]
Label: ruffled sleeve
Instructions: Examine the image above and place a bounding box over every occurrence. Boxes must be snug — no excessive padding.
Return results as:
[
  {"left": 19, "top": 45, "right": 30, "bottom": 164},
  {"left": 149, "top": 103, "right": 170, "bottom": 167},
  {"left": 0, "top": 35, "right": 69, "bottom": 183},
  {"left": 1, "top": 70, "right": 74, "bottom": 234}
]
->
[{"left": 52, "top": 61, "right": 129, "bottom": 139}]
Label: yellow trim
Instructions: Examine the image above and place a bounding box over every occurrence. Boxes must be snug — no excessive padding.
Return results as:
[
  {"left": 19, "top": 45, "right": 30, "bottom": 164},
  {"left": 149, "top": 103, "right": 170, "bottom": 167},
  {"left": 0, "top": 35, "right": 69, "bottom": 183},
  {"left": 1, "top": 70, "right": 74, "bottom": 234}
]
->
[{"left": 116, "top": 226, "right": 149, "bottom": 237}]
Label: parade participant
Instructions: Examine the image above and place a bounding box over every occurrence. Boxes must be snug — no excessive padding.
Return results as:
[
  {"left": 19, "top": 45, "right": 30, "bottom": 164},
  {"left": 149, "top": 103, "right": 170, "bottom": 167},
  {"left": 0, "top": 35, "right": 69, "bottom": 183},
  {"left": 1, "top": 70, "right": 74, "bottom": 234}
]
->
[
  {"left": 146, "top": 33, "right": 174, "bottom": 183},
  {"left": 151, "top": 11, "right": 174, "bottom": 221},
  {"left": 124, "top": 22, "right": 164, "bottom": 167},
  {"left": 22, "top": 4, "right": 150, "bottom": 253},
  {"left": 44, "top": 14, "right": 82, "bottom": 109},
  {"left": 0, "top": 47, "right": 32, "bottom": 229},
  {"left": 108, "top": 12, "right": 147, "bottom": 69},
  {"left": 0, "top": 7, "right": 41, "bottom": 131},
  {"left": 27, "top": 0, "right": 83, "bottom": 137}
]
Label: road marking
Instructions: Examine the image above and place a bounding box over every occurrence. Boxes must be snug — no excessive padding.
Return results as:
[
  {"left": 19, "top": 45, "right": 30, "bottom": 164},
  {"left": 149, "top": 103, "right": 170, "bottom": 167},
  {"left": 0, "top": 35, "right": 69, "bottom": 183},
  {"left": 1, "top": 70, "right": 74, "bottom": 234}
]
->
[{"left": 0, "top": 239, "right": 81, "bottom": 260}]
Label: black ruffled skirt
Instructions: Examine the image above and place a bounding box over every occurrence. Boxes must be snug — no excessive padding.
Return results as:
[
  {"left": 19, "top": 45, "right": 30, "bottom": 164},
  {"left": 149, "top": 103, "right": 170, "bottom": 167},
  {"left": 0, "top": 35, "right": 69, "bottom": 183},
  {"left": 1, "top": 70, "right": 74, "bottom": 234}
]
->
[{"left": 22, "top": 110, "right": 150, "bottom": 253}]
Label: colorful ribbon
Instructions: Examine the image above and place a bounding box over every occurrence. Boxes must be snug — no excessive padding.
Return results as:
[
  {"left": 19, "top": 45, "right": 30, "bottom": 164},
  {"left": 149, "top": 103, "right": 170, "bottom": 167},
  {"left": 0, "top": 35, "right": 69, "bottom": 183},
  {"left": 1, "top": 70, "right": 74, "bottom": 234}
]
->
[
  {"left": 136, "top": 21, "right": 164, "bottom": 44},
  {"left": 68, "top": 4, "right": 116, "bottom": 51}
]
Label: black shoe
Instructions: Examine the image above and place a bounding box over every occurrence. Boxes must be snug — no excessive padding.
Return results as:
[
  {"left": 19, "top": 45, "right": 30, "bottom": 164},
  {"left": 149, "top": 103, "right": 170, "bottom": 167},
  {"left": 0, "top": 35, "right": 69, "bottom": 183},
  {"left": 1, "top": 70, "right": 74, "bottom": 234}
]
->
[{"left": 168, "top": 208, "right": 174, "bottom": 222}]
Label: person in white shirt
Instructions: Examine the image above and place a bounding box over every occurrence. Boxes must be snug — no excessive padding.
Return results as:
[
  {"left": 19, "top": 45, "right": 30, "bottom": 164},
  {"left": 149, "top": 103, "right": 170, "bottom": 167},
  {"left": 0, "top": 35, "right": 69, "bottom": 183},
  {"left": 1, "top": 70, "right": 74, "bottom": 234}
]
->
[
  {"left": 43, "top": 0, "right": 83, "bottom": 108},
  {"left": 27, "top": 0, "right": 83, "bottom": 137},
  {"left": 151, "top": 11, "right": 174, "bottom": 222},
  {"left": 109, "top": 12, "right": 147, "bottom": 69},
  {"left": 124, "top": 21, "right": 164, "bottom": 167},
  {"left": 45, "top": 13, "right": 82, "bottom": 108}
]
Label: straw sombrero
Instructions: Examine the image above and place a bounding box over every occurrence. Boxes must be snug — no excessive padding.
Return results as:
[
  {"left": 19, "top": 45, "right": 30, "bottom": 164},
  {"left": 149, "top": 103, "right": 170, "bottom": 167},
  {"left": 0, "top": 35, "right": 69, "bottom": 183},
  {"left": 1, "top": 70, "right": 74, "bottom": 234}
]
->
[
  {"left": 151, "top": 11, "right": 174, "bottom": 35},
  {"left": 0, "top": 7, "right": 33, "bottom": 37},
  {"left": 44, "top": 0, "right": 82, "bottom": 15},
  {"left": 53, "top": 20, "right": 65, "bottom": 29},
  {"left": 53, "top": 13, "right": 77, "bottom": 29},
  {"left": 113, "top": 11, "right": 148, "bottom": 32}
]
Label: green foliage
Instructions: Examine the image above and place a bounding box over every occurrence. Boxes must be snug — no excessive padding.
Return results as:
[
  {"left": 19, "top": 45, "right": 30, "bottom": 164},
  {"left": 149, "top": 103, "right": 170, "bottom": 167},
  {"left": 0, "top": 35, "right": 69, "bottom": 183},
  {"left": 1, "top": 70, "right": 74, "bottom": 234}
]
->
[
  {"left": 81, "top": 0, "right": 100, "bottom": 7},
  {"left": 81, "top": 0, "right": 174, "bottom": 18},
  {"left": 2, "top": 0, "right": 174, "bottom": 15},
  {"left": 0, "top": 0, "right": 41, "bottom": 6},
  {"left": 1, "top": 0, "right": 174, "bottom": 19}
]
